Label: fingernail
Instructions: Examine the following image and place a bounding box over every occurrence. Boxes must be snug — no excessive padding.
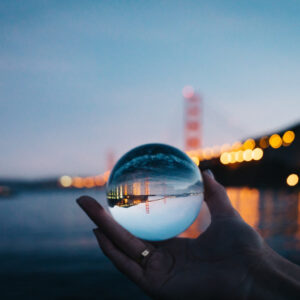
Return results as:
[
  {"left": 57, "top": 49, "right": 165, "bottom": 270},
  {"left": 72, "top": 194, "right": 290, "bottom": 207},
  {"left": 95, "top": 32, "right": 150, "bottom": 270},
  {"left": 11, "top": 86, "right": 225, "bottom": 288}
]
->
[
  {"left": 76, "top": 196, "right": 85, "bottom": 206},
  {"left": 204, "top": 169, "right": 215, "bottom": 179}
]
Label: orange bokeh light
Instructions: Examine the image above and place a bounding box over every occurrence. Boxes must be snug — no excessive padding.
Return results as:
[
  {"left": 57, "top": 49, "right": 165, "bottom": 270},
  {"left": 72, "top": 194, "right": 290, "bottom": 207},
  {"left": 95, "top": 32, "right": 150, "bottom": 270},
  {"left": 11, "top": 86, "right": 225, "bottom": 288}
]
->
[
  {"left": 83, "top": 177, "right": 95, "bottom": 188},
  {"left": 259, "top": 136, "right": 269, "bottom": 149},
  {"left": 269, "top": 134, "right": 282, "bottom": 149},
  {"left": 72, "top": 177, "right": 84, "bottom": 188},
  {"left": 95, "top": 175, "right": 105, "bottom": 186},
  {"left": 243, "top": 139, "right": 255, "bottom": 150},
  {"left": 282, "top": 130, "right": 295, "bottom": 145},
  {"left": 231, "top": 141, "right": 242, "bottom": 151},
  {"left": 220, "top": 143, "right": 231, "bottom": 153}
]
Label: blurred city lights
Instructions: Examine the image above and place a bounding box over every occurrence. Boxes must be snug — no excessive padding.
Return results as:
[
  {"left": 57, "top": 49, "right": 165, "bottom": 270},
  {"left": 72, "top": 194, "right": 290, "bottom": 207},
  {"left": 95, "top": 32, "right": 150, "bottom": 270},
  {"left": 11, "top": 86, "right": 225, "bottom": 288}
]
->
[
  {"left": 231, "top": 141, "right": 242, "bottom": 151},
  {"left": 229, "top": 152, "right": 236, "bottom": 163},
  {"left": 95, "top": 175, "right": 105, "bottom": 186},
  {"left": 282, "top": 130, "right": 295, "bottom": 145},
  {"left": 219, "top": 147, "right": 265, "bottom": 165},
  {"left": 252, "top": 148, "right": 264, "bottom": 160},
  {"left": 236, "top": 150, "right": 244, "bottom": 162},
  {"left": 269, "top": 134, "right": 282, "bottom": 149},
  {"left": 243, "top": 149, "right": 253, "bottom": 162},
  {"left": 259, "top": 136, "right": 269, "bottom": 149},
  {"left": 220, "top": 152, "right": 230, "bottom": 164},
  {"left": 243, "top": 139, "right": 255, "bottom": 150},
  {"left": 72, "top": 177, "right": 84, "bottom": 188},
  {"left": 103, "top": 170, "right": 111, "bottom": 182},
  {"left": 58, "top": 171, "right": 111, "bottom": 189},
  {"left": 286, "top": 174, "right": 299, "bottom": 187},
  {"left": 58, "top": 128, "right": 295, "bottom": 188},
  {"left": 83, "top": 177, "right": 95, "bottom": 188},
  {"left": 59, "top": 175, "right": 72, "bottom": 187}
]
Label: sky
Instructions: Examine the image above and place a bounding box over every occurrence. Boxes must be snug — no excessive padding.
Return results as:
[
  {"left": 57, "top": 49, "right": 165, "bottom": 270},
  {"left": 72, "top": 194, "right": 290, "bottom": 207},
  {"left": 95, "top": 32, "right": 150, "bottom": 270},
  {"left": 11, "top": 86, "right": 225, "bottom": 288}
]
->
[{"left": 0, "top": 0, "right": 299, "bottom": 178}]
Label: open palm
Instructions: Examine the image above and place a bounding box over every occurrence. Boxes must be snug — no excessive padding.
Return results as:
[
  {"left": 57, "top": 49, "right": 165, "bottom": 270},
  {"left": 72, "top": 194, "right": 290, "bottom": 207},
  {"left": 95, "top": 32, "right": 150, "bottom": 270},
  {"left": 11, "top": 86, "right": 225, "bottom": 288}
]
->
[{"left": 77, "top": 171, "right": 265, "bottom": 299}]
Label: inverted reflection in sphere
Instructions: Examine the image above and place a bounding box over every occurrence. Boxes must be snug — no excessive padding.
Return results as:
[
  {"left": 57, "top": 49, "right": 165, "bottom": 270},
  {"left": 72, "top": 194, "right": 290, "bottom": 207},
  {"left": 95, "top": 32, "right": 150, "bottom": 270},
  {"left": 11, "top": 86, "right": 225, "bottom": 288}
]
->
[{"left": 106, "top": 144, "right": 203, "bottom": 241}]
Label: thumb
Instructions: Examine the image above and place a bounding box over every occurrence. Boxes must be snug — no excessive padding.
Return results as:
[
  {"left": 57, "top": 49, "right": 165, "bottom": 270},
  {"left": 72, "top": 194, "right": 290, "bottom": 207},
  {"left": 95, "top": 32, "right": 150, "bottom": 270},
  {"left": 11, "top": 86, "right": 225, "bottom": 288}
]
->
[{"left": 202, "top": 170, "right": 238, "bottom": 220}]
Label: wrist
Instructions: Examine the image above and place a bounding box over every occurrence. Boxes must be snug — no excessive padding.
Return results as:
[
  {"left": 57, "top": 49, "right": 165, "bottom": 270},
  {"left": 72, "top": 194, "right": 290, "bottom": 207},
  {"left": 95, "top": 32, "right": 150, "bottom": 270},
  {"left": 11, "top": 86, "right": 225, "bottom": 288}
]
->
[{"left": 247, "top": 243, "right": 300, "bottom": 300}]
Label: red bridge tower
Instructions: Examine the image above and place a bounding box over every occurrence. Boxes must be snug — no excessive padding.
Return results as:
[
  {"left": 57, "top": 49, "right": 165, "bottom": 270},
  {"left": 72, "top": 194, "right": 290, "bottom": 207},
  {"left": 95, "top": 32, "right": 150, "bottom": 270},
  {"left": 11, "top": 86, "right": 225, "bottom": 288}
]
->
[{"left": 183, "top": 86, "right": 202, "bottom": 151}]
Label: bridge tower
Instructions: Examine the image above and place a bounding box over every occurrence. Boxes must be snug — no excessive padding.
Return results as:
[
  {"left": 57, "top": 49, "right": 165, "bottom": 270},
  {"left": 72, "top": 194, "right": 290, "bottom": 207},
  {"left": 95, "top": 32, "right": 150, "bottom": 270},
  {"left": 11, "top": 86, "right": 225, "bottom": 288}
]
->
[
  {"left": 144, "top": 179, "right": 150, "bottom": 214},
  {"left": 106, "top": 149, "right": 115, "bottom": 170},
  {"left": 183, "top": 86, "right": 202, "bottom": 151}
]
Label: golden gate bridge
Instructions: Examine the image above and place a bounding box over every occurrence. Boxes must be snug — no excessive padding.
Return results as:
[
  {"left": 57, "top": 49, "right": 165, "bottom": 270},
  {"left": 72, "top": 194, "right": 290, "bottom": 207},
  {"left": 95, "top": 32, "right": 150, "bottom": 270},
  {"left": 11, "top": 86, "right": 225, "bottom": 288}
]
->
[{"left": 58, "top": 87, "right": 299, "bottom": 195}]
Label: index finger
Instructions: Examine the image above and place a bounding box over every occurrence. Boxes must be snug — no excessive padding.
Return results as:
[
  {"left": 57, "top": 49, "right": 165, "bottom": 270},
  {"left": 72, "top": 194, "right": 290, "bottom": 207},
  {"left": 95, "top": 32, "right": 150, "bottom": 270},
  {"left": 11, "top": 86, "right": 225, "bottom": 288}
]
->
[
  {"left": 76, "top": 196, "right": 155, "bottom": 260},
  {"left": 202, "top": 170, "right": 238, "bottom": 219}
]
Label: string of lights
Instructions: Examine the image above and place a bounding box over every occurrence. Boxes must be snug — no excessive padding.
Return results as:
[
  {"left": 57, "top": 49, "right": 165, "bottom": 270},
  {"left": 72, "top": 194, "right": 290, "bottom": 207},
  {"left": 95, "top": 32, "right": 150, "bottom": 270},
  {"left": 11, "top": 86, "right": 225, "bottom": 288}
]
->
[{"left": 58, "top": 129, "right": 297, "bottom": 189}]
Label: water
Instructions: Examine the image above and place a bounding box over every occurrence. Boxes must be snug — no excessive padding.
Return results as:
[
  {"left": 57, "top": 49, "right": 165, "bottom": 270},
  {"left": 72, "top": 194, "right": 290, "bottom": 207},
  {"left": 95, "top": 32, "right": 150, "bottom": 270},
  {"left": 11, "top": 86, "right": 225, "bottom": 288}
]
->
[
  {"left": 107, "top": 143, "right": 203, "bottom": 240},
  {"left": 110, "top": 194, "right": 202, "bottom": 240},
  {"left": 0, "top": 189, "right": 150, "bottom": 300},
  {"left": 181, "top": 187, "right": 300, "bottom": 262},
  {"left": 0, "top": 188, "right": 300, "bottom": 299}
]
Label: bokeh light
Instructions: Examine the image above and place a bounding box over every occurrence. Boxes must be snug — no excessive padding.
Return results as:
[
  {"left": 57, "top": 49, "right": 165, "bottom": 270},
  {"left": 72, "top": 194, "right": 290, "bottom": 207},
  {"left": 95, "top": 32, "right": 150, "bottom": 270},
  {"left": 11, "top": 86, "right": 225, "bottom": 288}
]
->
[
  {"left": 229, "top": 152, "right": 236, "bottom": 163},
  {"left": 72, "top": 177, "right": 84, "bottom": 188},
  {"left": 286, "top": 174, "right": 299, "bottom": 187},
  {"left": 231, "top": 141, "right": 242, "bottom": 151},
  {"left": 252, "top": 148, "right": 263, "bottom": 160},
  {"left": 220, "top": 152, "right": 230, "bottom": 164},
  {"left": 269, "top": 134, "right": 282, "bottom": 149},
  {"left": 282, "top": 130, "right": 295, "bottom": 145},
  {"left": 95, "top": 175, "right": 105, "bottom": 186},
  {"left": 259, "top": 136, "right": 269, "bottom": 149},
  {"left": 243, "top": 139, "right": 255, "bottom": 150},
  {"left": 83, "top": 177, "right": 95, "bottom": 188},
  {"left": 236, "top": 150, "right": 244, "bottom": 162},
  {"left": 243, "top": 149, "right": 252, "bottom": 161},
  {"left": 59, "top": 175, "right": 72, "bottom": 187}
]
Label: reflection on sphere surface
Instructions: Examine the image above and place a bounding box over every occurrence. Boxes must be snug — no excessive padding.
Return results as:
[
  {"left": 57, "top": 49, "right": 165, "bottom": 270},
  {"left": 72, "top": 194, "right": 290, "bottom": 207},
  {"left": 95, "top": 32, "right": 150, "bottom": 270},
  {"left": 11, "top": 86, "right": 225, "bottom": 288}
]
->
[{"left": 106, "top": 144, "right": 203, "bottom": 241}]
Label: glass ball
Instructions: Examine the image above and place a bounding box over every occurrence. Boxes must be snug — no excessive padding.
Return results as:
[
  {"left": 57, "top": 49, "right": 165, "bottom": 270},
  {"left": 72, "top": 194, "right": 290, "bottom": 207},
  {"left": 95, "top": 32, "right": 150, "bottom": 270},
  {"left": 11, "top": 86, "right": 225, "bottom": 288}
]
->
[{"left": 106, "top": 143, "right": 203, "bottom": 241}]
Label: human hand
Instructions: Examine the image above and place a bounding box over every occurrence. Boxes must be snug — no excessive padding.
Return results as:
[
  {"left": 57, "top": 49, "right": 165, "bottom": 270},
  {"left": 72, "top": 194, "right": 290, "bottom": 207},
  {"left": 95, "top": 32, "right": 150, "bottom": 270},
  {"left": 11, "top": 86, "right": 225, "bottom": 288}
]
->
[{"left": 76, "top": 171, "right": 271, "bottom": 299}]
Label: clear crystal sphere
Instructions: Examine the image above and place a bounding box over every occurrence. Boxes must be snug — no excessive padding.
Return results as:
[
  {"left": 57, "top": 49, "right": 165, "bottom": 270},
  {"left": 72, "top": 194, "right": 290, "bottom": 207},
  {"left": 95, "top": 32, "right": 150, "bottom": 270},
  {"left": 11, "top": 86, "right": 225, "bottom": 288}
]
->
[{"left": 106, "top": 143, "right": 203, "bottom": 241}]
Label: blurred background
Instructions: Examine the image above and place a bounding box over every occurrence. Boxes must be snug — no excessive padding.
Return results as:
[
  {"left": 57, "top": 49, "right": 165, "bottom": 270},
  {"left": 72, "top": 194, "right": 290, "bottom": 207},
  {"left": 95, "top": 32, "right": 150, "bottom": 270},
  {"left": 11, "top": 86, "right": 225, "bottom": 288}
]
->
[{"left": 0, "top": 1, "right": 299, "bottom": 299}]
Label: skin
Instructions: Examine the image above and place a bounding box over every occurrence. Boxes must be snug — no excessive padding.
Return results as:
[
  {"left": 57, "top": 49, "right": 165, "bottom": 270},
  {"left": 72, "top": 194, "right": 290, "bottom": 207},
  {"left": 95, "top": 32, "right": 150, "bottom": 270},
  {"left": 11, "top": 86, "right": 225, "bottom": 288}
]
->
[{"left": 77, "top": 171, "right": 300, "bottom": 299}]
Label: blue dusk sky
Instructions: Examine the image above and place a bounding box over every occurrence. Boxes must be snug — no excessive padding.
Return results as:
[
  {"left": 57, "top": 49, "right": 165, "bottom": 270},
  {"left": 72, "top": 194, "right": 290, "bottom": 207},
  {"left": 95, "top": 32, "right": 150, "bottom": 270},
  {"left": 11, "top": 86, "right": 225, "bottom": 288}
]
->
[{"left": 0, "top": 0, "right": 299, "bottom": 178}]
